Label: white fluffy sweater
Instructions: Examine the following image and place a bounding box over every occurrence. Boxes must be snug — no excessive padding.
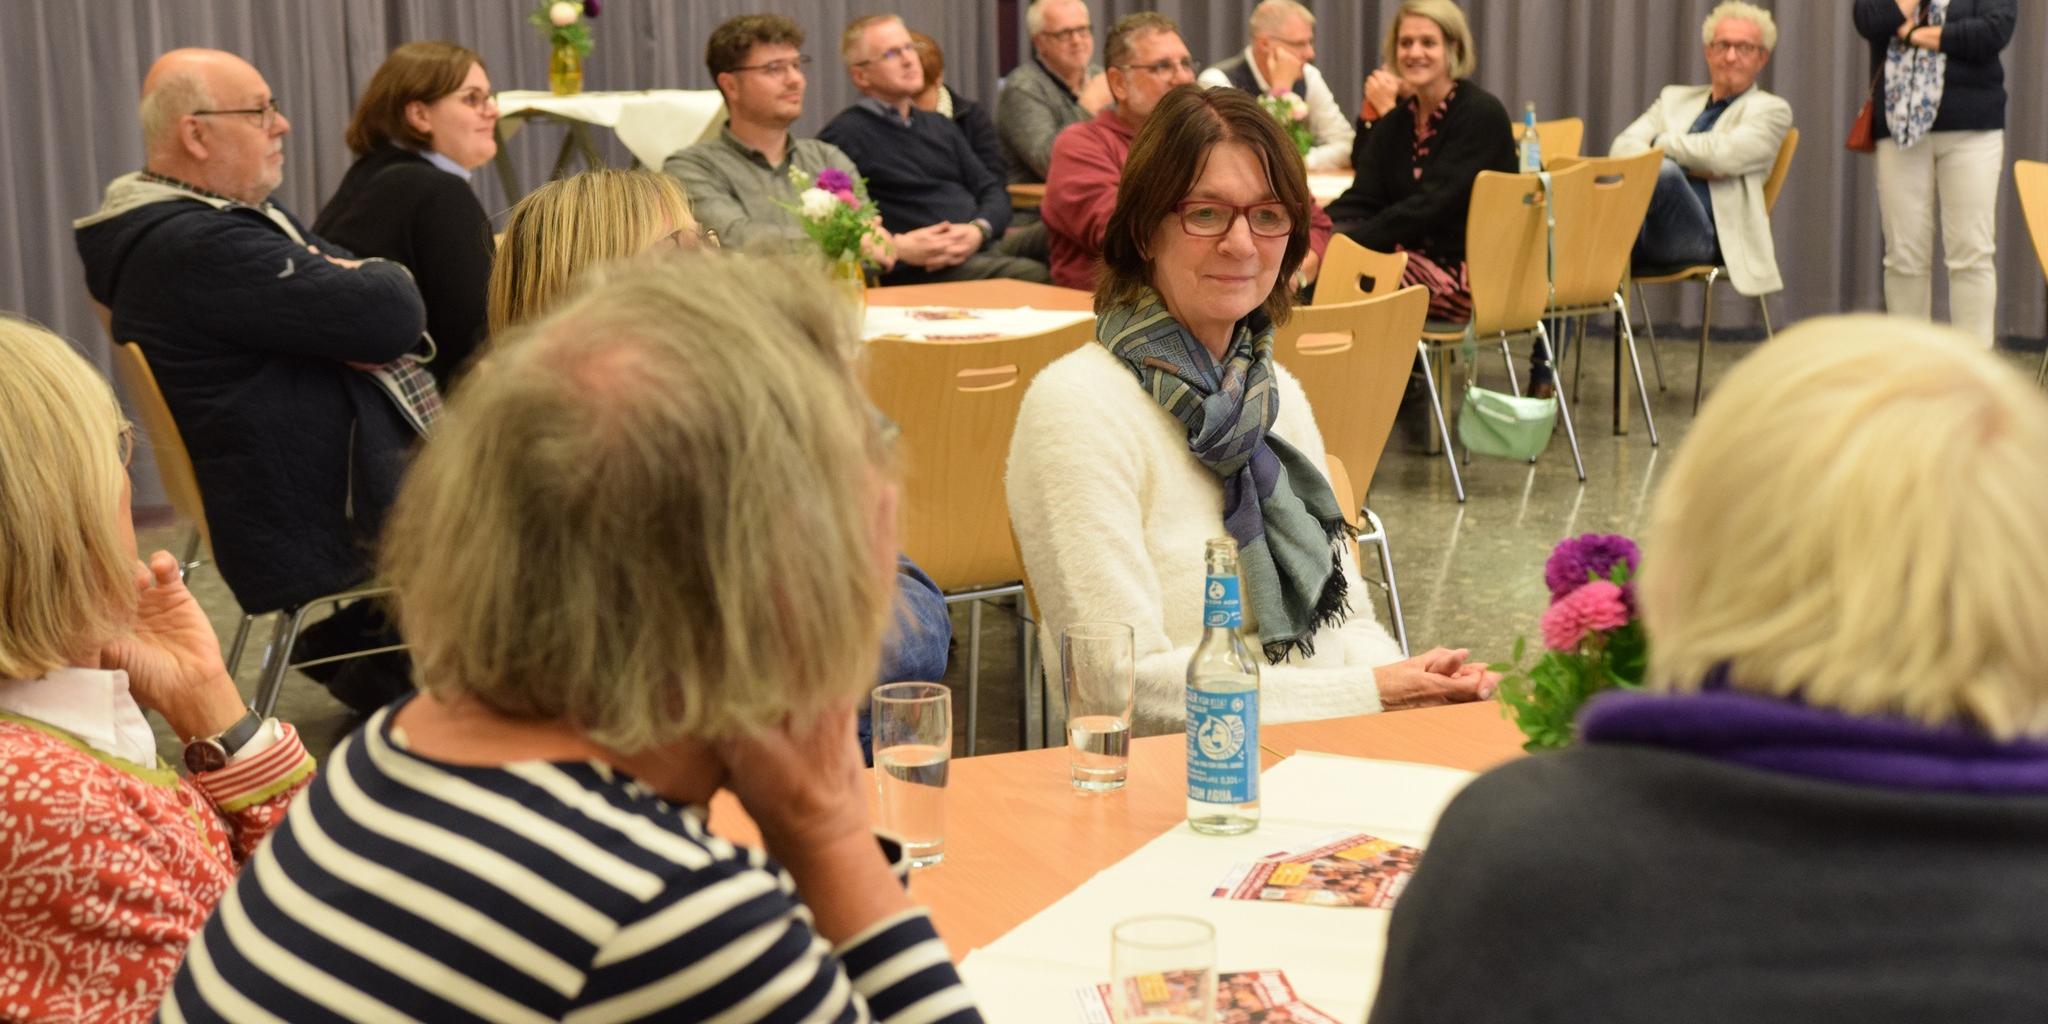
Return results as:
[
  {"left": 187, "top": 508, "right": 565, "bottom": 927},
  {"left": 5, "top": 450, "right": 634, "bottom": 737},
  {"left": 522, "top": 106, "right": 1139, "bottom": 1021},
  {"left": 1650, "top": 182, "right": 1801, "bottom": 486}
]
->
[{"left": 1006, "top": 342, "right": 1402, "bottom": 734}]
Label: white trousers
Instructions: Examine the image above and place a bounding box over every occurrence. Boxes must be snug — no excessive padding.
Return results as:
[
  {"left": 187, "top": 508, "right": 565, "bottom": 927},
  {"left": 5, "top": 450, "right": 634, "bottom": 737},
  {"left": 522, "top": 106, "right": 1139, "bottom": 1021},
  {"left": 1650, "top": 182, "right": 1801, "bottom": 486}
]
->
[{"left": 1875, "top": 130, "right": 2004, "bottom": 347}]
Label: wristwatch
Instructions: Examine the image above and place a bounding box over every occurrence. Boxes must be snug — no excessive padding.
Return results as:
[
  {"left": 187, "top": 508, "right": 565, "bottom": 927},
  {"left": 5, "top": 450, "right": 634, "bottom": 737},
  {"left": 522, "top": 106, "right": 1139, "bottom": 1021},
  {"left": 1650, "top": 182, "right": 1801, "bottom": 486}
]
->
[{"left": 182, "top": 706, "right": 264, "bottom": 775}]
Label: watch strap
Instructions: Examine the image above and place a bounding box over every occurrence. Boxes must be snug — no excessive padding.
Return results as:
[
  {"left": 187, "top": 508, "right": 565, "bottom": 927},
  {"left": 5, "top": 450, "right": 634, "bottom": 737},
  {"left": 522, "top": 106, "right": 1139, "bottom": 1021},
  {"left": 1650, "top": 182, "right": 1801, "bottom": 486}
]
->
[{"left": 214, "top": 706, "right": 265, "bottom": 758}]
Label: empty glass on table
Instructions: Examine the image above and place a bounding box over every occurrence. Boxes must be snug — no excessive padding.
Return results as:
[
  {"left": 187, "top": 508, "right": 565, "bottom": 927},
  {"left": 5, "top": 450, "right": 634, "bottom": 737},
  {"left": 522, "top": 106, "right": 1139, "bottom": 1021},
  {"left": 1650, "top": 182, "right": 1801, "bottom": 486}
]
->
[
  {"left": 871, "top": 681, "right": 951, "bottom": 867},
  {"left": 1062, "top": 621, "right": 1136, "bottom": 790}
]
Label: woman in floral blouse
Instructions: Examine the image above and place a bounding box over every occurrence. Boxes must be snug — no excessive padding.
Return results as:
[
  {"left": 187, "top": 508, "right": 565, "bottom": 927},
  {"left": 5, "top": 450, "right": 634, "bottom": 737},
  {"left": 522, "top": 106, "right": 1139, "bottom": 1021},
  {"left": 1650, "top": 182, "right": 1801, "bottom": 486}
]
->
[{"left": 0, "top": 315, "right": 315, "bottom": 1024}]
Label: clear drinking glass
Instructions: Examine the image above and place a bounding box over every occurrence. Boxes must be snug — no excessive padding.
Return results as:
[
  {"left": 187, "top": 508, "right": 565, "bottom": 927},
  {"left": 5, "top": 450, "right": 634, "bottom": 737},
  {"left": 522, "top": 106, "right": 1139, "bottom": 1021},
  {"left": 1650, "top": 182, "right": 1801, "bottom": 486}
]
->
[
  {"left": 871, "top": 682, "right": 951, "bottom": 868},
  {"left": 1062, "top": 621, "right": 1135, "bottom": 790},
  {"left": 1108, "top": 915, "right": 1217, "bottom": 1024}
]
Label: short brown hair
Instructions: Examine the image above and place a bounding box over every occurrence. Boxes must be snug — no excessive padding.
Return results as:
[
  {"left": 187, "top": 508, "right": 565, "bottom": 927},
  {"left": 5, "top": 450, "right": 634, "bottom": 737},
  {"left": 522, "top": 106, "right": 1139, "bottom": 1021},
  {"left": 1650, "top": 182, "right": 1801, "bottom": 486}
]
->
[
  {"left": 1095, "top": 86, "right": 1311, "bottom": 328},
  {"left": 705, "top": 14, "right": 804, "bottom": 80},
  {"left": 344, "top": 41, "right": 484, "bottom": 156},
  {"left": 909, "top": 29, "right": 943, "bottom": 84},
  {"left": 1104, "top": 11, "right": 1179, "bottom": 68}
]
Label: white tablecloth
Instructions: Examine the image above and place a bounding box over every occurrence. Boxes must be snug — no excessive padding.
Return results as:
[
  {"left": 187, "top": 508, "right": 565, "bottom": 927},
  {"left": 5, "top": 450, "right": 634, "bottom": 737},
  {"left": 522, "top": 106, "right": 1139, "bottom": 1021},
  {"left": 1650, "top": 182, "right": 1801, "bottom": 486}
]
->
[
  {"left": 957, "top": 752, "right": 1477, "bottom": 1023},
  {"left": 863, "top": 305, "right": 1094, "bottom": 342},
  {"left": 497, "top": 89, "right": 726, "bottom": 168}
]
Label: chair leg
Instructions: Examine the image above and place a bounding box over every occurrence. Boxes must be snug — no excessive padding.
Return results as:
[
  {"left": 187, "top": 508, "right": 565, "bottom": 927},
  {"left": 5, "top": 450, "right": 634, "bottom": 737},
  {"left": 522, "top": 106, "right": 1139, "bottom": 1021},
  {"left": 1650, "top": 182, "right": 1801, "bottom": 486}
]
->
[
  {"left": 1693, "top": 270, "right": 1719, "bottom": 415},
  {"left": 1498, "top": 337, "right": 1520, "bottom": 396},
  {"left": 1758, "top": 294, "right": 1775, "bottom": 339},
  {"left": 177, "top": 528, "right": 203, "bottom": 577},
  {"left": 226, "top": 613, "right": 256, "bottom": 678},
  {"left": 1617, "top": 292, "right": 1659, "bottom": 447},
  {"left": 1015, "top": 593, "right": 1040, "bottom": 751},
  {"left": 1416, "top": 342, "right": 1466, "bottom": 502},
  {"left": 1362, "top": 508, "right": 1410, "bottom": 658},
  {"left": 964, "top": 600, "right": 983, "bottom": 757},
  {"left": 1571, "top": 316, "right": 1586, "bottom": 401},
  {"left": 252, "top": 606, "right": 310, "bottom": 720},
  {"left": 1538, "top": 323, "right": 1587, "bottom": 482},
  {"left": 1636, "top": 281, "right": 1668, "bottom": 391}
]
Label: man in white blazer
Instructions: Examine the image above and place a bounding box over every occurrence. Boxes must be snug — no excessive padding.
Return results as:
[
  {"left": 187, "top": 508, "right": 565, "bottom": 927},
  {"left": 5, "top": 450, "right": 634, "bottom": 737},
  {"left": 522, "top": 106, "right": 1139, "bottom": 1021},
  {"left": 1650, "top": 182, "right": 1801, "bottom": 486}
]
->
[{"left": 1611, "top": 1, "right": 1792, "bottom": 298}]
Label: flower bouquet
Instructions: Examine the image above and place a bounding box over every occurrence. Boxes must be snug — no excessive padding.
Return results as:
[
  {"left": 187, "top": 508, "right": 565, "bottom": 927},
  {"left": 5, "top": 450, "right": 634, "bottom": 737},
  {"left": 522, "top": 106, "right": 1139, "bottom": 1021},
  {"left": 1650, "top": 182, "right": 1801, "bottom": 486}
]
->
[
  {"left": 1496, "top": 534, "right": 1648, "bottom": 750},
  {"left": 1259, "top": 91, "right": 1314, "bottom": 157},
  {"left": 532, "top": 1, "right": 600, "bottom": 95},
  {"left": 783, "top": 166, "right": 893, "bottom": 272}
]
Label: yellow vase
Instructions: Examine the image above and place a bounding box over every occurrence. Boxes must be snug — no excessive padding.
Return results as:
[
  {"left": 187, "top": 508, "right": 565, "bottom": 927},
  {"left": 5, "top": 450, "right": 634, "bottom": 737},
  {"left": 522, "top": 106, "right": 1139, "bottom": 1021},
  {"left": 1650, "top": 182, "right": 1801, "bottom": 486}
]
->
[
  {"left": 549, "top": 43, "right": 584, "bottom": 96},
  {"left": 831, "top": 255, "right": 868, "bottom": 324}
]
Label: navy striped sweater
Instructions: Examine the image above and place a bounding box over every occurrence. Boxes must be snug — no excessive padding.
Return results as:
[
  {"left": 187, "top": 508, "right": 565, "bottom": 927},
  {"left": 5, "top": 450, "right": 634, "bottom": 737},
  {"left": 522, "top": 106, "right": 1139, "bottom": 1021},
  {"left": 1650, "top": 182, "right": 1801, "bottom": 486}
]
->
[{"left": 158, "top": 701, "right": 982, "bottom": 1023}]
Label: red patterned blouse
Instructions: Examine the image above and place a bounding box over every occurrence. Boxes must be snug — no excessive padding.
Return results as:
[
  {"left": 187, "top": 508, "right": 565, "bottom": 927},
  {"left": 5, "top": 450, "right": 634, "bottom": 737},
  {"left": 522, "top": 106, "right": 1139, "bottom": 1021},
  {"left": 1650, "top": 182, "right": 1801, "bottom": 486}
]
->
[{"left": 0, "top": 713, "right": 314, "bottom": 1023}]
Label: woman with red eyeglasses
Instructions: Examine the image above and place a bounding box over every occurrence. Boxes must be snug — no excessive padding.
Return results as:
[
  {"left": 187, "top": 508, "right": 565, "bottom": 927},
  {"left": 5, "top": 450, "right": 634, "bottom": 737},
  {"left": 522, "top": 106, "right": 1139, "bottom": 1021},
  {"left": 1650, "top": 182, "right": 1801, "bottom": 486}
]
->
[{"left": 1008, "top": 86, "right": 1497, "bottom": 736}]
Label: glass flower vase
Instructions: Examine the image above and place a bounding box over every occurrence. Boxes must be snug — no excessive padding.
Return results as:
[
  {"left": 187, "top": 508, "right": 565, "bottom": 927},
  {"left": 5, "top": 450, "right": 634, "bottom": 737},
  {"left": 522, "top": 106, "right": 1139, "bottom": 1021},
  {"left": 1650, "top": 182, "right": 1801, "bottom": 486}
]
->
[
  {"left": 549, "top": 43, "right": 584, "bottom": 96},
  {"left": 831, "top": 253, "right": 868, "bottom": 324}
]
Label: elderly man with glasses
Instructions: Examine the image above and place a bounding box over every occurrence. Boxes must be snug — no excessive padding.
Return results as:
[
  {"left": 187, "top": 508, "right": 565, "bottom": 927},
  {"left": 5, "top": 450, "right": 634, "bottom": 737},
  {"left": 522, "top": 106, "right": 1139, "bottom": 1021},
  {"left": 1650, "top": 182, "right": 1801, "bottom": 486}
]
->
[
  {"left": 1042, "top": 12, "right": 1333, "bottom": 291},
  {"left": 75, "top": 47, "right": 430, "bottom": 714},
  {"left": 821, "top": 13, "right": 1049, "bottom": 284},
  {"left": 1611, "top": 0, "right": 1793, "bottom": 299},
  {"left": 997, "top": 0, "right": 1110, "bottom": 188},
  {"left": 1197, "top": 0, "right": 1355, "bottom": 171}
]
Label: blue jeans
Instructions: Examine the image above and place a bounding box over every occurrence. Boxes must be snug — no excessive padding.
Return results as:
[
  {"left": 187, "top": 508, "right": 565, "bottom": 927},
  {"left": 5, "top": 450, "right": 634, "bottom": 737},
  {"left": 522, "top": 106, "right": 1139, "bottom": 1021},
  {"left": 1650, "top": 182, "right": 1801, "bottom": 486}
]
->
[{"left": 1634, "top": 157, "right": 1720, "bottom": 270}]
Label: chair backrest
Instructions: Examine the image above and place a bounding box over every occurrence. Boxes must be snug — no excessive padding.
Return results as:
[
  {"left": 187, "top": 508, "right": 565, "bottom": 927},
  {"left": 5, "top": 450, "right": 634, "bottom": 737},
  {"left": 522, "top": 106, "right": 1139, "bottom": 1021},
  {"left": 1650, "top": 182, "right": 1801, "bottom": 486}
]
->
[
  {"left": 1763, "top": 127, "right": 1799, "bottom": 213},
  {"left": 2017, "top": 160, "right": 2048, "bottom": 285},
  {"left": 1461, "top": 162, "right": 1592, "bottom": 337},
  {"left": 1273, "top": 285, "right": 1431, "bottom": 511},
  {"left": 1547, "top": 149, "right": 1662, "bottom": 309},
  {"left": 867, "top": 318, "right": 1094, "bottom": 592},
  {"left": 1312, "top": 235, "right": 1410, "bottom": 306},
  {"left": 1535, "top": 117, "right": 1584, "bottom": 164},
  {"left": 110, "top": 342, "right": 213, "bottom": 548}
]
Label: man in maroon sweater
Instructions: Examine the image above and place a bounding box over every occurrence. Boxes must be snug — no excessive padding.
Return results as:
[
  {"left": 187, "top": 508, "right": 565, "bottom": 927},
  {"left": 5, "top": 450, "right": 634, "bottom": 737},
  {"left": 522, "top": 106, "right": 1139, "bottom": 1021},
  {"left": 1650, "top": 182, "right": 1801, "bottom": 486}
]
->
[{"left": 1042, "top": 12, "right": 1330, "bottom": 291}]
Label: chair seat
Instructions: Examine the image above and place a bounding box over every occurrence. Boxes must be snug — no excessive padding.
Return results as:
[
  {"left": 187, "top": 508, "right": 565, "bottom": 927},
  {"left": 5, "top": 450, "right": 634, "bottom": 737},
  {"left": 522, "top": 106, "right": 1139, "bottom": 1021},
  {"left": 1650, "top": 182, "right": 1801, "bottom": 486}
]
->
[
  {"left": 1631, "top": 262, "right": 1720, "bottom": 285},
  {"left": 1420, "top": 317, "right": 1470, "bottom": 340}
]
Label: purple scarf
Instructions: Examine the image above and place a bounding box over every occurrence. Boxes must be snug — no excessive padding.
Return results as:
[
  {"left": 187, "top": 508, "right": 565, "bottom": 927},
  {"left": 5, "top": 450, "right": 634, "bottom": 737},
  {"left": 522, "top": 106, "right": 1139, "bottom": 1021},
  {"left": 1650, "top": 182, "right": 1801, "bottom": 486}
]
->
[{"left": 1580, "top": 678, "right": 2048, "bottom": 795}]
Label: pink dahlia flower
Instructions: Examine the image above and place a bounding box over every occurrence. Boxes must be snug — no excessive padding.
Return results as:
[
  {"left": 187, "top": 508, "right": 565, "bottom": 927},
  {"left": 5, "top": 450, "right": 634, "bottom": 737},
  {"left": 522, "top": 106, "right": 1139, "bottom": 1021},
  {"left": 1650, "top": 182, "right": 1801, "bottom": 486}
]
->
[{"left": 1539, "top": 580, "right": 1630, "bottom": 651}]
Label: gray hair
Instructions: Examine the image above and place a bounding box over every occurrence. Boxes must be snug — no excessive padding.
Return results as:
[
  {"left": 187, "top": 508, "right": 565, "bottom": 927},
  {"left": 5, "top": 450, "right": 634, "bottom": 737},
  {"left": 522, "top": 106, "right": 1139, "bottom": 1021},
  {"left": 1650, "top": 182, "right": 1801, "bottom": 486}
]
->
[
  {"left": 1250, "top": 0, "right": 1315, "bottom": 35},
  {"left": 1702, "top": 1, "right": 1778, "bottom": 51},
  {"left": 382, "top": 253, "right": 898, "bottom": 751},
  {"left": 138, "top": 67, "right": 214, "bottom": 154}
]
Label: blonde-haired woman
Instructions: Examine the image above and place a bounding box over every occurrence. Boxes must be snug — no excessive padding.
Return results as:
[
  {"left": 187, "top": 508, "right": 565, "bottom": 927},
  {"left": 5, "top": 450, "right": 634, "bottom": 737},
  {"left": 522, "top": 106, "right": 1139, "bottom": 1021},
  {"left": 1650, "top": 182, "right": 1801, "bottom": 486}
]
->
[
  {"left": 1369, "top": 314, "right": 2048, "bottom": 1022},
  {"left": 1328, "top": 0, "right": 1514, "bottom": 329},
  {"left": 0, "top": 316, "right": 314, "bottom": 1024},
  {"left": 162, "top": 256, "right": 983, "bottom": 1022},
  {"left": 485, "top": 167, "right": 708, "bottom": 334}
]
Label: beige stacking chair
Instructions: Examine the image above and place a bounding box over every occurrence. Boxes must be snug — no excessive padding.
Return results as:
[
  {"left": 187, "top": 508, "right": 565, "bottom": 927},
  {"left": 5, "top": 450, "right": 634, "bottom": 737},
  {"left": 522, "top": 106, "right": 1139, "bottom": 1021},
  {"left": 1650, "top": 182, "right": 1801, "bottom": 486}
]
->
[
  {"left": 1417, "top": 163, "right": 1594, "bottom": 501},
  {"left": 2013, "top": 160, "right": 2048, "bottom": 386},
  {"left": 1274, "top": 286, "right": 1431, "bottom": 655},
  {"left": 1542, "top": 149, "right": 1663, "bottom": 445},
  {"left": 111, "top": 342, "right": 402, "bottom": 717},
  {"left": 1314, "top": 235, "right": 1409, "bottom": 305},
  {"left": 1529, "top": 117, "right": 1584, "bottom": 166},
  {"left": 867, "top": 317, "right": 1092, "bottom": 753},
  {"left": 1632, "top": 127, "right": 1800, "bottom": 411}
]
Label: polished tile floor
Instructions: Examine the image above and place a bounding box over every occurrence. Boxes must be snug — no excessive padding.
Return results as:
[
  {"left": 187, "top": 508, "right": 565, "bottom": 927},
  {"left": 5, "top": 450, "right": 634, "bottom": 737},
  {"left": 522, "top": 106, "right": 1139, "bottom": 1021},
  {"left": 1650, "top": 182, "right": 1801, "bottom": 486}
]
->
[{"left": 137, "top": 329, "right": 2043, "bottom": 763}]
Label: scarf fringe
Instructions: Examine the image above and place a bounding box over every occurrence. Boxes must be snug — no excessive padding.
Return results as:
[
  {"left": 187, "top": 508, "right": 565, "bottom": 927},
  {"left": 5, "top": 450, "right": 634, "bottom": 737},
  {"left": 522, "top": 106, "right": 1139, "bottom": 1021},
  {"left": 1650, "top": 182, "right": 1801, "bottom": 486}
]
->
[{"left": 1262, "top": 516, "right": 1355, "bottom": 665}]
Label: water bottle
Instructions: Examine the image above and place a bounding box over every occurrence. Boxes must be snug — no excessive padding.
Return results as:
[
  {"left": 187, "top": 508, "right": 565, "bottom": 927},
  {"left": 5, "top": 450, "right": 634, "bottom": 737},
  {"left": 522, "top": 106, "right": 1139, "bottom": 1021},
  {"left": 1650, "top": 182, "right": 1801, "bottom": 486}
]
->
[
  {"left": 1519, "top": 102, "right": 1543, "bottom": 173},
  {"left": 1186, "top": 537, "right": 1261, "bottom": 835}
]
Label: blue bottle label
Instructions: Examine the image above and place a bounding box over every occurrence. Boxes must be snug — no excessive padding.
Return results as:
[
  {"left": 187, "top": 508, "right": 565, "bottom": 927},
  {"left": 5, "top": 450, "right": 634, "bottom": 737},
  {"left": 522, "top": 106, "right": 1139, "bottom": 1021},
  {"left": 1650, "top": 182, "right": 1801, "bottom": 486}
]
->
[
  {"left": 1186, "top": 688, "right": 1258, "bottom": 804},
  {"left": 1202, "top": 575, "right": 1242, "bottom": 629}
]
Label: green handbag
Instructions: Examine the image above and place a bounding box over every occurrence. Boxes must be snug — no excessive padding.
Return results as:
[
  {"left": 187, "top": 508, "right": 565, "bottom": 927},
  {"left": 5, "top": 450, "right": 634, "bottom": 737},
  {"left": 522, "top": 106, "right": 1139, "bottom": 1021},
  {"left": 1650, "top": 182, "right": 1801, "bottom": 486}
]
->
[{"left": 1458, "top": 383, "right": 1558, "bottom": 460}]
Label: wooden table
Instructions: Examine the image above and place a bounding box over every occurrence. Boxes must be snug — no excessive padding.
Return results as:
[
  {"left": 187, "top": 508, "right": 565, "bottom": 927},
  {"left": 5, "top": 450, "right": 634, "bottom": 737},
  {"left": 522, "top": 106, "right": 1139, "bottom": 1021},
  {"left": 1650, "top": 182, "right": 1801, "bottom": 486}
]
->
[
  {"left": 710, "top": 701, "right": 1524, "bottom": 958},
  {"left": 868, "top": 279, "right": 1092, "bottom": 312},
  {"left": 1007, "top": 183, "right": 1047, "bottom": 210}
]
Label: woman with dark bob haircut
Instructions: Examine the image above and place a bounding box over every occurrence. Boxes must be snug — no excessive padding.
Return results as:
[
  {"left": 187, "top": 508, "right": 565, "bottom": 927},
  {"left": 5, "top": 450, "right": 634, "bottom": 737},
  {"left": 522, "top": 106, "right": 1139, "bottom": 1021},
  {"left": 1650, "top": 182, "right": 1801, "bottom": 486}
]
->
[
  {"left": 315, "top": 41, "right": 500, "bottom": 390},
  {"left": 1007, "top": 85, "right": 1496, "bottom": 733}
]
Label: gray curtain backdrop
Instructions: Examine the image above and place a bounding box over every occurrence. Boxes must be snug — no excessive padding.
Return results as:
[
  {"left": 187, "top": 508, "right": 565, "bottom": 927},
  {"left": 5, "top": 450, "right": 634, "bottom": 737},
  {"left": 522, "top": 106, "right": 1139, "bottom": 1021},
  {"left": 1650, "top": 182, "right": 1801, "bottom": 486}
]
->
[{"left": 3, "top": 1, "right": 2041, "bottom": 502}]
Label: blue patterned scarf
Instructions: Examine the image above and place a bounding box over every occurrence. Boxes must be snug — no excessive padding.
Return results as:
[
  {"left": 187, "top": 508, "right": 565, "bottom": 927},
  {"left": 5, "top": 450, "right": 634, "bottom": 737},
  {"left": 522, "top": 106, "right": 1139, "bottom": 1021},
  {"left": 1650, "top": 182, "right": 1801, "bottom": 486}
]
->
[
  {"left": 1098, "top": 291, "right": 1350, "bottom": 662},
  {"left": 1883, "top": 0, "right": 1948, "bottom": 149}
]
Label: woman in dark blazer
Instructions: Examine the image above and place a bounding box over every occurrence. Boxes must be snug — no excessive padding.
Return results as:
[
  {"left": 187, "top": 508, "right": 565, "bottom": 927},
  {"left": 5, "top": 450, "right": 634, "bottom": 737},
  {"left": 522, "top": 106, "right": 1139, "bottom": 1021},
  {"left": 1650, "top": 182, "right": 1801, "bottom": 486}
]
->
[
  {"left": 315, "top": 41, "right": 499, "bottom": 390},
  {"left": 1326, "top": 0, "right": 1513, "bottom": 328},
  {"left": 1852, "top": 0, "right": 2016, "bottom": 348}
]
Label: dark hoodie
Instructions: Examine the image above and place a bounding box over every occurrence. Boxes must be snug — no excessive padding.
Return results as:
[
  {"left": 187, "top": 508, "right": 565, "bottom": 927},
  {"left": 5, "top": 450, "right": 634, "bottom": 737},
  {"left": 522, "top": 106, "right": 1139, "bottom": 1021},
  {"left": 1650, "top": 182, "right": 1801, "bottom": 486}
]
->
[{"left": 76, "top": 173, "right": 426, "bottom": 613}]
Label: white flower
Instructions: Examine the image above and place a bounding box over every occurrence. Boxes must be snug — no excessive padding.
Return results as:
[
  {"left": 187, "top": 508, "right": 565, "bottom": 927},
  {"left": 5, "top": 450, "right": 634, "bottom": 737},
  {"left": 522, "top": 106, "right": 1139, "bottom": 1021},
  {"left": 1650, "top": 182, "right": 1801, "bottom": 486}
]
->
[
  {"left": 549, "top": 2, "right": 580, "bottom": 27},
  {"left": 799, "top": 187, "right": 841, "bottom": 220},
  {"left": 1285, "top": 93, "right": 1309, "bottom": 121}
]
